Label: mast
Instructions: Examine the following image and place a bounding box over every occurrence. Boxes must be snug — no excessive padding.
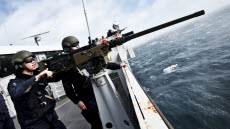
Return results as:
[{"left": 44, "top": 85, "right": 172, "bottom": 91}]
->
[{"left": 82, "top": 0, "right": 92, "bottom": 44}]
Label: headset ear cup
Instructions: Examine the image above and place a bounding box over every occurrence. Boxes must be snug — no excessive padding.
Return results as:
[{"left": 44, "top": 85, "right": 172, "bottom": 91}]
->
[
  {"left": 14, "top": 64, "right": 23, "bottom": 70},
  {"left": 19, "top": 64, "right": 23, "bottom": 69},
  {"left": 14, "top": 65, "right": 19, "bottom": 70}
]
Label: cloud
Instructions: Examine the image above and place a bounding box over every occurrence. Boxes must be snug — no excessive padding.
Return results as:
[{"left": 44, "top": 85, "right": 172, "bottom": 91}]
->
[{"left": 0, "top": 0, "right": 229, "bottom": 48}]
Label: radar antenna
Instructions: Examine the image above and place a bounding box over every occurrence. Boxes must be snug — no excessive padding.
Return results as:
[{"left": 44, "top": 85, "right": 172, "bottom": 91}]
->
[{"left": 22, "top": 31, "right": 50, "bottom": 46}]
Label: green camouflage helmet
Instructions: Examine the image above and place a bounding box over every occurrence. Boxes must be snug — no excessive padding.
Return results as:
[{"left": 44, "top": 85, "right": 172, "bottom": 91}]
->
[
  {"left": 62, "top": 36, "right": 79, "bottom": 51},
  {"left": 12, "top": 50, "right": 34, "bottom": 65}
]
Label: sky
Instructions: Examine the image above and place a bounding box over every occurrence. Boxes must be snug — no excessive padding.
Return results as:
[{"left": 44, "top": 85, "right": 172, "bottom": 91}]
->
[{"left": 0, "top": 0, "right": 229, "bottom": 48}]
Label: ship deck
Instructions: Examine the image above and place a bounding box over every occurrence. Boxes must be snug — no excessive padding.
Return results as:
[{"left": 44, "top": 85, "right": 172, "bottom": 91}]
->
[{"left": 13, "top": 96, "right": 90, "bottom": 129}]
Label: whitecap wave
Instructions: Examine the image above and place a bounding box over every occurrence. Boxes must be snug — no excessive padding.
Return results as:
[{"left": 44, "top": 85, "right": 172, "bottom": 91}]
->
[
  {"left": 143, "top": 87, "right": 150, "bottom": 92},
  {"left": 163, "top": 64, "right": 179, "bottom": 74},
  {"left": 149, "top": 75, "right": 156, "bottom": 79}
]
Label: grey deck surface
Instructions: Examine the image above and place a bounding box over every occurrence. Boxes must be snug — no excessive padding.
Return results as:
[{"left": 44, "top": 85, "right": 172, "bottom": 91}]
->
[{"left": 13, "top": 97, "right": 91, "bottom": 129}]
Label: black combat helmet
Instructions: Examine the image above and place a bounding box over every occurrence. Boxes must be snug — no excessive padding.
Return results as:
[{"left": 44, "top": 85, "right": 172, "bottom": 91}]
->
[
  {"left": 62, "top": 36, "right": 79, "bottom": 51},
  {"left": 12, "top": 50, "right": 34, "bottom": 70}
]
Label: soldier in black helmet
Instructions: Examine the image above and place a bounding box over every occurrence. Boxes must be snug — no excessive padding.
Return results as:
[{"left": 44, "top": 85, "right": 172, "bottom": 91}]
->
[
  {"left": 7, "top": 50, "right": 66, "bottom": 129},
  {"left": 61, "top": 36, "right": 126, "bottom": 129}
]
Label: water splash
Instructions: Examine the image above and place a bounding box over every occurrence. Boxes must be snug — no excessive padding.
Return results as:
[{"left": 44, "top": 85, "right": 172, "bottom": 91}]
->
[{"left": 163, "top": 64, "right": 179, "bottom": 74}]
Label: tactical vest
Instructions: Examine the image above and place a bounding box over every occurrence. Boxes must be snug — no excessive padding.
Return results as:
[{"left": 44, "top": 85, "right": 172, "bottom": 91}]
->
[
  {"left": 9, "top": 76, "right": 56, "bottom": 126},
  {"left": 66, "top": 68, "right": 92, "bottom": 95}
]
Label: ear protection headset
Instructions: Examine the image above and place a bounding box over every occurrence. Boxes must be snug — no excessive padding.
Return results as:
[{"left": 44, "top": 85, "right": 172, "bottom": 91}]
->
[{"left": 14, "top": 63, "right": 24, "bottom": 70}]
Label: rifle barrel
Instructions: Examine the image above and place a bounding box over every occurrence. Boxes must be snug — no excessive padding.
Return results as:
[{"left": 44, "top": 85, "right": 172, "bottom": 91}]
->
[{"left": 125, "top": 10, "right": 205, "bottom": 41}]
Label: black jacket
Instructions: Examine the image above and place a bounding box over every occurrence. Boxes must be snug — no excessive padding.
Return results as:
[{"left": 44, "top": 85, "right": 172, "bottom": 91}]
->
[
  {"left": 62, "top": 62, "right": 121, "bottom": 105},
  {"left": 7, "top": 70, "right": 60, "bottom": 126}
]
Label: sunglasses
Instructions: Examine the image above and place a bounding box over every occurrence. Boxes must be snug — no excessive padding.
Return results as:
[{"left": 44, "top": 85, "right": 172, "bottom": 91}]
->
[
  {"left": 64, "top": 43, "right": 79, "bottom": 52},
  {"left": 71, "top": 43, "right": 79, "bottom": 47},
  {"left": 24, "top": 57, "right": 35, "bottom": 63}
]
